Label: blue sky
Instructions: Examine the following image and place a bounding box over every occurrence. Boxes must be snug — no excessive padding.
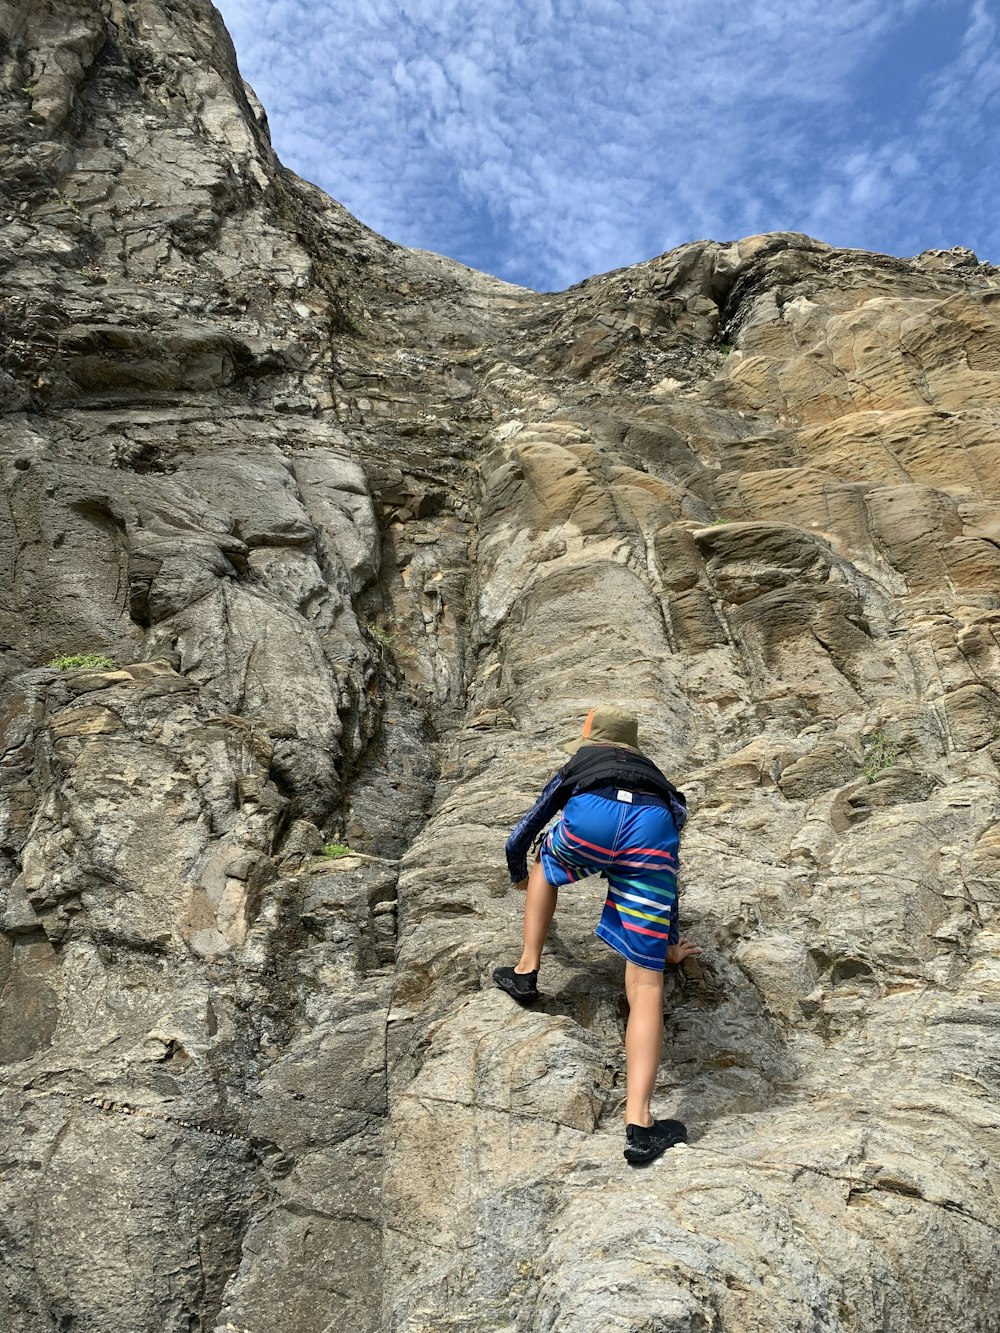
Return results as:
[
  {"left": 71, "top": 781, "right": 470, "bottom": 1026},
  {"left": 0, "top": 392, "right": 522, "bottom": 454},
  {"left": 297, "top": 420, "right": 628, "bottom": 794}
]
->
[{"left": 216, "top": 0, "right": 999, "bottom": 292}]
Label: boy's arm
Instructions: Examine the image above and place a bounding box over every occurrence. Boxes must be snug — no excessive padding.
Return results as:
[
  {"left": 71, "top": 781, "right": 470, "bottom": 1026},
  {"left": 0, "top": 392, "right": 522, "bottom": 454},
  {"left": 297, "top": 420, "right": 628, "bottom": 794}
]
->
[
  {"left": 668, "top": 891, "right": 680, "bottom": 946},
  {"left": 505, "top": 770, "right": 567, "bottom": 882},
  {"left": 666, "top": 790, "right": 687, "bottom": 833},
  {"left": 665, "top": 791, "right": 692, "bottom": 956}
]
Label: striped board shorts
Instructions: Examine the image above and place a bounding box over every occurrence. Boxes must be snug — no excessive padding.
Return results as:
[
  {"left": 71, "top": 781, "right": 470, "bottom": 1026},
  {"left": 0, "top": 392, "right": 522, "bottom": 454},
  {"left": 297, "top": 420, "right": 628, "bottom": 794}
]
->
[{"left": 539, "top": 787, "right": 680, "bottom": 971}]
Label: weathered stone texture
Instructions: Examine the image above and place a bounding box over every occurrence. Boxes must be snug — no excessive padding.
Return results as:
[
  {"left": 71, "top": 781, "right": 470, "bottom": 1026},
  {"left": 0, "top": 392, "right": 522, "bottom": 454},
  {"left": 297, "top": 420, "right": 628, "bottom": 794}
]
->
[{"left": 2, "top": 2, "right": 1000, "bottom": 1331}]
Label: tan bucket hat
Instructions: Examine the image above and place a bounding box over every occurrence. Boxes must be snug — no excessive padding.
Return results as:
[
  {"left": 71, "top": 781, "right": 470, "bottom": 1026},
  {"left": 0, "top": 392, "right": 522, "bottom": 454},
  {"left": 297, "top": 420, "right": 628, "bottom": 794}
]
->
[{"left": 562, "top": 705, "right": 642, "bottom": 754}]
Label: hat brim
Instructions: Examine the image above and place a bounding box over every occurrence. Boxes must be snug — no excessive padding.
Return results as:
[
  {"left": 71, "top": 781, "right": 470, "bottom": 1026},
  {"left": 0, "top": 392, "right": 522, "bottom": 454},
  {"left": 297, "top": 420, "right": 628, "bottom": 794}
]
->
[{"left": 560, "top": 737, "right": 644, "bottom": 756}]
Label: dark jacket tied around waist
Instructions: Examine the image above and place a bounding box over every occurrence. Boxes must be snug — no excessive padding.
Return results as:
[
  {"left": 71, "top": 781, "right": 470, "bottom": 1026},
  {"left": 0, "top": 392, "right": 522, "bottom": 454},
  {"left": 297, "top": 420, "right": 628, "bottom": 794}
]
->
[{"left": 505, "top": 744, "right": 687, "bottom": 883}]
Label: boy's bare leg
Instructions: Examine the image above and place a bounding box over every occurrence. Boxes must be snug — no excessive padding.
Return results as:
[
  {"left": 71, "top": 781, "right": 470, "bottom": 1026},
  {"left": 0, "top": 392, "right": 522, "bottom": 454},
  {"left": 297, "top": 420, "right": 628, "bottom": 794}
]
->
[
  {"left": 623, "top": 961, "right": 664, "bottom": 1126},
  {"left": 515, "top": 857, "right": 558, "bottom": 973}
]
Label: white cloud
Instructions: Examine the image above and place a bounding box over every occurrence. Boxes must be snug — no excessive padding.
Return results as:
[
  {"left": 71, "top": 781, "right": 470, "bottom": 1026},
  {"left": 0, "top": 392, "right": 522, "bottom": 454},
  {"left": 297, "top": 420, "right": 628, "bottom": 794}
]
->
[
  {"left": 794, "top": 0, "right": 997, "bottom": 259},
  {"left": 217, "top": 0, "right": 998, "bottom": 289}
]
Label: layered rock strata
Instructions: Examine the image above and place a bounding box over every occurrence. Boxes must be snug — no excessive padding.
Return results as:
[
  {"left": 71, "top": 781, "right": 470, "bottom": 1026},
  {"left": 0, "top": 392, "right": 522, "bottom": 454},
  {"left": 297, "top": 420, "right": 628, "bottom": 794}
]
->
[{"left": 1, "top": 3, "right": 999, "bottom": 1331}]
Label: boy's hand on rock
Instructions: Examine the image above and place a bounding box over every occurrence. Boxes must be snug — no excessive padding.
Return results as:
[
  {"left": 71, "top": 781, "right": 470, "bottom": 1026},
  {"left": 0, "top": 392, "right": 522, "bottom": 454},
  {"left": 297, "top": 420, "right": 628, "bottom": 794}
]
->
[
  {"left": 514, "top": 877, "right": 529, "bottom": 892},
  {"left": 666, "top": 937, "right": 701, "bottom": 965}
]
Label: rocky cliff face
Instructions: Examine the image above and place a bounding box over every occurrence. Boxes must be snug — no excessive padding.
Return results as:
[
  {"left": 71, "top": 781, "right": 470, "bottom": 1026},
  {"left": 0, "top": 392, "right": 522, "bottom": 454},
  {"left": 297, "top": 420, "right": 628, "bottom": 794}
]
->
[{"left": 2, "top": 3, "right": 1000, "bottom": 1331}]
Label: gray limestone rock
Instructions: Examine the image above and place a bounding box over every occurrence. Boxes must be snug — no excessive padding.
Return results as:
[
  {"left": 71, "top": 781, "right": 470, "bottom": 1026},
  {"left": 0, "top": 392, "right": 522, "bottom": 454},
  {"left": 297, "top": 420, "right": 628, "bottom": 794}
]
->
[{"left": 1, "top": 1, "right": 1000, "bottom": 1331}]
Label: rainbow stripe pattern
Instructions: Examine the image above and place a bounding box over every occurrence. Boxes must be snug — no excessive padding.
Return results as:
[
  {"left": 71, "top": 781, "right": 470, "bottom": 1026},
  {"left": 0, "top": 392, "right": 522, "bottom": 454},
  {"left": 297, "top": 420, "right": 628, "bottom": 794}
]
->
[{"left": 539, "top": 790, "right": 680, "bottom": 971}]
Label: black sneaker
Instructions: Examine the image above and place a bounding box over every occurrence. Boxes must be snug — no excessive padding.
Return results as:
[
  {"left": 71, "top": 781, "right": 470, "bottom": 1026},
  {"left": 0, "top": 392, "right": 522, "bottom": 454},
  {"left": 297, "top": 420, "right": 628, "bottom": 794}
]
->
[
  {"left": 624, "top": 1118, "right": 687, "bottom": 1166},
  {"left": 492, "top": 965, "right": 539, "bottom": 1002}
]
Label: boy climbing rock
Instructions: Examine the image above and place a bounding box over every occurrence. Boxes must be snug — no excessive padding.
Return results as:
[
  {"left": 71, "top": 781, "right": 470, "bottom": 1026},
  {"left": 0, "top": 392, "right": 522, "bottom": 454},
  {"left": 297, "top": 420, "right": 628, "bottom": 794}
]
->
[{"left": 493, "top": 705, "right": 699, "bottom": 1166}]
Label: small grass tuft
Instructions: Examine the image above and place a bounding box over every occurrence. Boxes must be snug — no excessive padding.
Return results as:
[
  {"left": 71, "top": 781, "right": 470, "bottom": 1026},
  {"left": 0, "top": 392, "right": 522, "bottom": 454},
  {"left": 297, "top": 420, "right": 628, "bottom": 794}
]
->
[
  {"left": 863, "top": 731, "right": 898, "bottom": 783},
  {"left": 320, "top": 841, "right": 353, "bottom": 860},
  {"left": 47, "top": 653, "right": 116, "bottom": 671},
  {"left": 366, "top": 621, "right": 392, "bottom": 647}
]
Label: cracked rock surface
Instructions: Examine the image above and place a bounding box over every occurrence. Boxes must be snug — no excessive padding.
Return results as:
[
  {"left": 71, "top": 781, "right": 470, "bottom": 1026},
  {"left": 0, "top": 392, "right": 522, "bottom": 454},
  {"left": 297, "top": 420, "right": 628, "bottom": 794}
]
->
[{"left": 1, "top": 2, "right": 1000, "bottom": 1331}]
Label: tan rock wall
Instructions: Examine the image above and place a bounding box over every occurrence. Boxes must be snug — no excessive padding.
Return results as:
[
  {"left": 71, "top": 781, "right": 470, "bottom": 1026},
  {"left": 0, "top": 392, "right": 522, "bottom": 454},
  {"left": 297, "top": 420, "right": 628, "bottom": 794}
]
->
[{"left": 1, "top": 3, "right": 999, "bottom": 1331}]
